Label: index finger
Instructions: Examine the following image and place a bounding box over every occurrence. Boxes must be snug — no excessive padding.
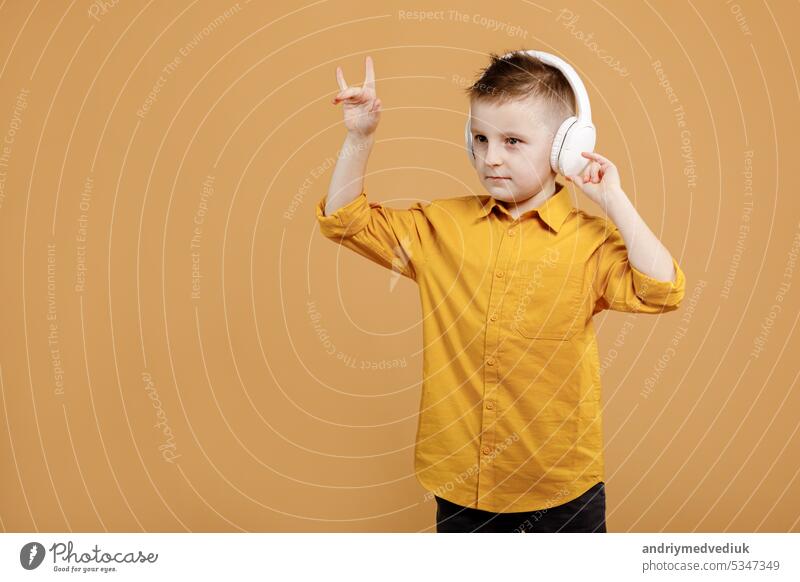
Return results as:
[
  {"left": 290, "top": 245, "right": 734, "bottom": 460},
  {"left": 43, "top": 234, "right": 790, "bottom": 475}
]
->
[
  {"left": 581, "top": 151, "right": 610, "bottom": 164},
  {"left": 336, "top": 66, "right": 348, "bottom": 91},
  {"left": 364, "top": 55, "right": 375, "bottom": 91}
]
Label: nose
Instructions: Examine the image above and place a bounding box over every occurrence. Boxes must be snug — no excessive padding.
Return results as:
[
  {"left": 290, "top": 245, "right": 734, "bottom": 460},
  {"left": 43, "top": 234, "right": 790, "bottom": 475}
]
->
[{"left": 484, "top": 140, "right": 504, "bottom": 166}]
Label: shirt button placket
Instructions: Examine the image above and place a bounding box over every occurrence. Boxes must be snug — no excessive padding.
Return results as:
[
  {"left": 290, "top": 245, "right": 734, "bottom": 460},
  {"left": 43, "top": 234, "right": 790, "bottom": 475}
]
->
[{"left": 478, "top": 219, "right": 518, "bottom": 506}]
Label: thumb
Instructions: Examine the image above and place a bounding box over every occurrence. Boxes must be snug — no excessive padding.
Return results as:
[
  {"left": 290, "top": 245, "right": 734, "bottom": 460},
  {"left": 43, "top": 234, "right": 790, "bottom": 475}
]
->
[{"left": 332, "top": 86, "right": 363, "bottom": 103}]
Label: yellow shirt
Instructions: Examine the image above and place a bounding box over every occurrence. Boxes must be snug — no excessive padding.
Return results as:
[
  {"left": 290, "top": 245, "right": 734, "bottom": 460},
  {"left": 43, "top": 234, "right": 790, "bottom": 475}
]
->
[{"left": 315, "top": 181, "right": 686, "bottom": 512}]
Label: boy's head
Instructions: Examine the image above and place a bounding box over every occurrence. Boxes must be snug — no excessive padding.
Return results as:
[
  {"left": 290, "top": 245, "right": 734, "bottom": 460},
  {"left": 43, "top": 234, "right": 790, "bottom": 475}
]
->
[{"left": 464, "top": 50, "right": 576, "bottom": 204}]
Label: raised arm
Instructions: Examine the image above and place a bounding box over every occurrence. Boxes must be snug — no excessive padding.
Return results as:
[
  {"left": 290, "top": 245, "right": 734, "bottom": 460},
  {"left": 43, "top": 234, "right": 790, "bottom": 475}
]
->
[
  {"left": 325, "top": 55, "right": 382, "bottom": 216},
  {"left": 569, "top": 152, "right": 686, "bottom": 313}
]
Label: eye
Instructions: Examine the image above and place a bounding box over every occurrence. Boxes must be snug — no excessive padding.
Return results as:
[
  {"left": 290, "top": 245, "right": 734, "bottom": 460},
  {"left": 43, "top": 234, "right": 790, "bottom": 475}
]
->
[
  {"left": 506, "top": 137, "right": 520, "bottom": 145},
  {"left": 474, "top": 134, "right": 487, "bottom": 143}
]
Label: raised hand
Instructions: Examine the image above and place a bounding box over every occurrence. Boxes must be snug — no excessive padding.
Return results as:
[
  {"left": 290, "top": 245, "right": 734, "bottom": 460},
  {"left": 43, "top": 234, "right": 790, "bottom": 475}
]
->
[
  {"left": 332, "top": 55, "right": 381, "bottom": 137},
  {"left": 566, "top": 151, "right": 623, "bottom": 208}
]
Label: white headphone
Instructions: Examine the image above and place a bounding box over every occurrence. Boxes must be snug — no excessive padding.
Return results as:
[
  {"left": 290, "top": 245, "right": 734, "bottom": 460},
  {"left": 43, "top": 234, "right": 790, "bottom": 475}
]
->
[{"left": 464, "top": 50, "right": 596, "bottom": 178}]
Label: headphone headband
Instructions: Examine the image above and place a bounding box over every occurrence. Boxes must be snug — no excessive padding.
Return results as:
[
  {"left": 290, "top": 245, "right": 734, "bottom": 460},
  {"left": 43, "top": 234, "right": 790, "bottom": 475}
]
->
[{"left": 500, "top": 50, "right": 592, "bottom": 121}]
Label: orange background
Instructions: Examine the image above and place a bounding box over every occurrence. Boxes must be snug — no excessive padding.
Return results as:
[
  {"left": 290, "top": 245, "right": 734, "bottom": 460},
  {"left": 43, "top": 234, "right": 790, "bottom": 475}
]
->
[{"left": 1, "top": 0, "right": 798, "bottom": 532}]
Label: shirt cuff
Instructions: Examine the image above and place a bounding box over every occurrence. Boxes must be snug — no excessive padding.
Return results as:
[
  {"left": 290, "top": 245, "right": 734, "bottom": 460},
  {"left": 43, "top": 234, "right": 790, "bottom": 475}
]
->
[
  {"left": 630, "top": 256, "right": 686, "bottom": 307},
  {"left": 315, "top": 190, "right": 370, "bottom": 239}
]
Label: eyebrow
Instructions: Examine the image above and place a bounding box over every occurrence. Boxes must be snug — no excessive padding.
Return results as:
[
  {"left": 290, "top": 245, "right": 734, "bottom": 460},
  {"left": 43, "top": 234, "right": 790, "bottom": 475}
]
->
[{"left": 471, "top": 126, "right": 530, "bottom": 139}]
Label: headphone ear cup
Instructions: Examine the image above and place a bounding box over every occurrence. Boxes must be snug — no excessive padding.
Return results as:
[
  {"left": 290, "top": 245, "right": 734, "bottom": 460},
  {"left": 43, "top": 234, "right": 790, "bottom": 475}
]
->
[
  {"left": 551, "top": 117, "right": 596, "bottom": 177},
  {"left": 559, "top": 120, "right": 596, "bottom": 177},
  {"left": 464, "top": 118, "right": 476, "bottom": 167},
  {"left": 550, "top": 116, "right": 576, "bottom": 175}
]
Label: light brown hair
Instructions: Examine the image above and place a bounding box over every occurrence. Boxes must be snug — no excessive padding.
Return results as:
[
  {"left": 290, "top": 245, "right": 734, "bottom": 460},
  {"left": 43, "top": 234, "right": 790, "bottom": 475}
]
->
[{"left": 464, "top": 49, "right": 577, "bottom": 133}]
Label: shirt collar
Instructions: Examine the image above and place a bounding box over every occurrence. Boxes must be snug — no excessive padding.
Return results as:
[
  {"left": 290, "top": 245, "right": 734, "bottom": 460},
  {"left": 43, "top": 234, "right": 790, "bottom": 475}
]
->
[{"left": 476, "top": 180, "right": 572, "bottom": 233}]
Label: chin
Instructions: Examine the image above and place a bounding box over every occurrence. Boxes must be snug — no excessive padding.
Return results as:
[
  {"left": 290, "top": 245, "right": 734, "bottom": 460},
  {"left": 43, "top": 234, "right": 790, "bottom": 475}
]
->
[
  {"left": 489, "top": 192, "right": 520, "bottom": 203},
  {"left": 484, "top": 183, "right": 512, "bottom": 195},
  {"left": 485, "top": 185, "right": 515, "bottom": 197}
]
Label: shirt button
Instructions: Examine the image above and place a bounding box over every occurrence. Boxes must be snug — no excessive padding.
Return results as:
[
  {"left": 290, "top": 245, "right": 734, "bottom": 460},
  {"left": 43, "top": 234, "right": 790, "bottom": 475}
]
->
[
  {"left": 486, "top": 357, "right": 496, "bottom": 366},
  {"left": 486, "top": 401, "right": 495, "bottom": 410},
  {"left": 481, "top": 446, "right": 491, "bottom": 455},
  {"left": 496, "top": 270, "right": 504, "bottom": 278},
  {"left": 508, "top": 229, "right": 516, "bottom": 237},
  {"left": 490, "top": 313, "right": 498, "bottom": 322}
]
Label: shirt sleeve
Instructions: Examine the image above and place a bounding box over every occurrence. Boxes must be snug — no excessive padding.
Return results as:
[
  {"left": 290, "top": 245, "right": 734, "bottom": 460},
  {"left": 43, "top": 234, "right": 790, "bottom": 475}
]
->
[
  {"left": 315, "top": 189, "right": 430, "bottom": 282},
  {"left": 591, "top": 225, "right": 686, "bottom": 314}
]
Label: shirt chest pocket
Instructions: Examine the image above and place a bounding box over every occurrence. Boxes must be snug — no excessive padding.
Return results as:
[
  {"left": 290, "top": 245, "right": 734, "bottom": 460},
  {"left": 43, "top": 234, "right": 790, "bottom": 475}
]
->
[{"left": 510, "top": 261, "right": 588, "bottom": 340}]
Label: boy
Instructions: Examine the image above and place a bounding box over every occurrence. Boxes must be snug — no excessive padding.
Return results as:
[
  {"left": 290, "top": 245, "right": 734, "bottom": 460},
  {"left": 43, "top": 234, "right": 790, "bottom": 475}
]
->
[{"left": 316, "top": 51, "right": 686, "bottom": 532}]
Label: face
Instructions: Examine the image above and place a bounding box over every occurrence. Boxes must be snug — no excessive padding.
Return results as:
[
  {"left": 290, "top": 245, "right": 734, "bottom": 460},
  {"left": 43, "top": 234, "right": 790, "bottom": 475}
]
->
[{"left": 469, "top": 97, "right": 558, "bottom": 203}]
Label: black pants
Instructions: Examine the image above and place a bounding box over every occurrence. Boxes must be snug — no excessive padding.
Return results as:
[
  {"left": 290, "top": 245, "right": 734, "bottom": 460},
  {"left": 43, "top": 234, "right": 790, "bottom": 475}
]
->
[{"left": 435, "top": 481, "right": 607, "bottom": 533}]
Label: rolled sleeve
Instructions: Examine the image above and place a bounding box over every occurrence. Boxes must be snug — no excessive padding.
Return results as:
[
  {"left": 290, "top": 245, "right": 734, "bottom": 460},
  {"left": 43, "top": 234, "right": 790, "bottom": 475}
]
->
[
  {"left": 592, "top": 226, "right": 686, "bottom": 314},
  {"left": 315, "top": 190, "right": 429, "bottom": 281},
  {"left": 630, "top": 256, "right": 686, "bottom": 308},
  {"left": 316, "top": 190, "right": 372, "bottom": 240}
]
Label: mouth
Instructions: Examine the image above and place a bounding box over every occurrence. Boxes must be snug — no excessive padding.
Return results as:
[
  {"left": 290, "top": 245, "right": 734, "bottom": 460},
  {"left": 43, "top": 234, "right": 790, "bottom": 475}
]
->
[{"left": 487, "top": 176, "right": 511, "bottom": 180}]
